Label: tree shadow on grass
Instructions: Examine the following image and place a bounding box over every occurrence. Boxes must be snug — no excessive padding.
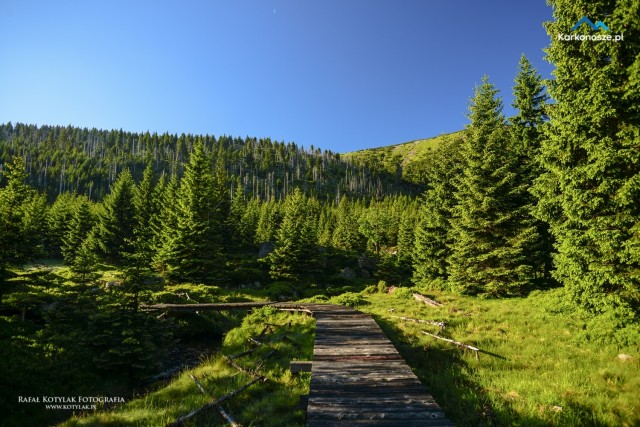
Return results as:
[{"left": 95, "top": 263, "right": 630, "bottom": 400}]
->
[
  {"left": 372, "top": 314, "right": 554, "bottom": 427},
  {"left": 477, "top": 348, "right": 508, "bottom": 360}
]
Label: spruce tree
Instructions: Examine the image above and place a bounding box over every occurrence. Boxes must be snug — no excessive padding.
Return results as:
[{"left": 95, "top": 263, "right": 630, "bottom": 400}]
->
[
  {"left": 46, "top": 192, "right": 77, "bottom": 257},
  {"left": 228, "top": 181, "right": 247, "bottom": 251},
  {"left": 94, "top": 169, "right": 137, "bottom": 264},
  {"left": 255, "top": 200, "right": 281, "bottom": 244},
  {"left": 509, "top": 54, "right": 553, "bottom": 283},
  {"left": 332, "top": 196, "right": 361, "bottom": 252},
  {"left": 448, "top": 77, "right": 537, "bottom": 296},
  {"left": 61, "top": 196, "right": 95, "bottom": 265},
  {"left": 534, "top": 0, "right": 640, "bottom": 318},
  {"left": 164, "top": 139, "right": 225, "bottom": 283},
  {"left": 358, "top": 203, "right": 390, "bottom": 255},
  {"left": 238, "top": 198, "right": 261, "bottom": 249},
  {"left": 0, "top": 157, "right": 46, "bottom": 304},
  {"left": 412, "top": 136, "right": 463, "bottom": 289},
  {"left": 268, "top": 188, "right": 316, "bottom": 281},
  {"left": 317, "top": 205, "right": 334, "bottom": 248},
  {"left": 152, "top": 174, "right": 178, "bottom": 275},
  {"left": 132, "top": 163, "right": 156, "bottom": 262},
  {"left": 211, "top": 142, "right": 231, "bottom": 251}
]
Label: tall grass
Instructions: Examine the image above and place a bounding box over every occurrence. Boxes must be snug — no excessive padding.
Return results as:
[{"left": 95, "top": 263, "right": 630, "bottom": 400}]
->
[{"left": 362, "top": 287, "right": 640, "bottom": 426}]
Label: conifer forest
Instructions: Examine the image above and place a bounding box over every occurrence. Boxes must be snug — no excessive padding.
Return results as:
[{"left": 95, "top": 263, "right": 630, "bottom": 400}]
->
[{"left": 1, "top": 1, "right": 639, "bottom": 426}]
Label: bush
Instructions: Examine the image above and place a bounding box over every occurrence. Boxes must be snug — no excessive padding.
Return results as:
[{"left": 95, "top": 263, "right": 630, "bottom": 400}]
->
[
  {"left": 377, "top": 280, "right": 388, "bottom": 293},
  {"left": 362, "top": 285, "right": 377, "bottom": 295},
  {"left": 330, "top": 292, "right": 368, "bottom": 308},
  {"left": 392, "top": 287, "right": 414, "bottom": 300},
  {"left": 299, "top": 294, "right": 329, "bottom": 303},
  {"left": 153, "top": 284, "right": 220, "bottom": 303}
]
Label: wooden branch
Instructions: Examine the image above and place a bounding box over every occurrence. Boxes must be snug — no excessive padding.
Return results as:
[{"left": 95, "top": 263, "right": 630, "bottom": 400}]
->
[
  {"left": 189, "top": 375, "right": 238, "bottom": 427},
  {"left": 391, "top": 316, "right": 445, "bottom": 329},
  {"left": 422, "top": 331, "right": 479, "bottom": 359},
  {"left": 227, "top": 333, "right": 285, "bottom": 360},
  {"left": 226, "top": 346, "right": 261, "bottom": 360},
  {"left": 142, "top": 301, "right": 274, "bottom": 312},
  {"left": 249, "top": 333, "right": 286, "bottom": 347},
  {"left": 257, "top": 324, "right": 274, "bottom": 338},
  {"left": 224, "top": 355, "right": 263, "bottom": 379},
  {"left": 168, "top": 376, "right": 265, "bottom": 427},
  {"left": 412, "top": 293, "right": 443, "bottom": 307}
]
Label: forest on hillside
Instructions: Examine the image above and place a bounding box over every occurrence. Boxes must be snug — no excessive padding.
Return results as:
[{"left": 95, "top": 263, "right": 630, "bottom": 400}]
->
[
  {"left": 0, "top": 122, "right": 420, "bottom": 202},
  {"left": 1, "top": 0, "right": 639, "bottom": 425}
]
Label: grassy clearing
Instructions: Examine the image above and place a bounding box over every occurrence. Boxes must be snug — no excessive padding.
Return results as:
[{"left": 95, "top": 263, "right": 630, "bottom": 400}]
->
[
  {"left": 62, "top": 307, "right": 314, "bottom": 427},
  {"left": 357, "top": 287, "right": 640, "bottom": 426}
]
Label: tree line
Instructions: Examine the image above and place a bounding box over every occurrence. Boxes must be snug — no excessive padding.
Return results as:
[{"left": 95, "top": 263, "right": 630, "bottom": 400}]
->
[
  {"left": 0, "top": 123, "right": 419, "bottom": 202},
  {"left": 1, "top": 0, "right": 638, "bottom": 334}
]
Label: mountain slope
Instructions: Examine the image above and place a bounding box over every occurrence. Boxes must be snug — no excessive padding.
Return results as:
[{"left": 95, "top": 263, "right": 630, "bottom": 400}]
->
[{"left": 342, "top": 131, "right": 464, "bottom": 184}]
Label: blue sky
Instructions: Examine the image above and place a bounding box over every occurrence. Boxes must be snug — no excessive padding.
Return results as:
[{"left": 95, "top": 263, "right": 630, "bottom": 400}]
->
[{"left": 0, "top": 1, "right": 554, "bottom": 153}]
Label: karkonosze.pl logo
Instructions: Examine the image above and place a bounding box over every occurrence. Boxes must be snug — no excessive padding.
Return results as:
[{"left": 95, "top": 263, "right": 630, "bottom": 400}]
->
[{"left": 558, "top": 16, "right": 624, "bottom": 42}]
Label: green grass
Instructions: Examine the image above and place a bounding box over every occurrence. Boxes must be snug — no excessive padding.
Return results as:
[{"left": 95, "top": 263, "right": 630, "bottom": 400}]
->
[
  {"left": 357, "top": 287, "right": 640, "bottom": 426},
  {"left": 341, "top": 131, "right": 463, "bottom": 182},
  {"left": 62, "top": 307, "right": 315, "bottom": 427},
  {"left": 6, "top": 268, "right": 638, "bottom": 426}
]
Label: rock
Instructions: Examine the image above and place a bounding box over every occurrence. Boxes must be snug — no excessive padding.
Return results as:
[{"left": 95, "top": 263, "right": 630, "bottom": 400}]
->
[
  {"left": 339, "top": 267, "right": 356, "bottom": 281},
  {"left": 617, "top": 353, "right": 634, "bottom": 362},
  {"left": 258, "top": 241, "right": 275, "bottom": 258}
]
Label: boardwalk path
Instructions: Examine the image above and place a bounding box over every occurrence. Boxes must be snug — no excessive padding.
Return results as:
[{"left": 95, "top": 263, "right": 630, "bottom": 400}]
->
[
  {"left": 304, "top": 304, "right": 452, "bottom": 426},
  {"left": 143, "top": 302, "right": 453, "bottom": 426}
]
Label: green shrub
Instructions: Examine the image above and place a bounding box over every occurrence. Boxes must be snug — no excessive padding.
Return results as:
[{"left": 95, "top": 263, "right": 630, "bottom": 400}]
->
[
  {"left": 362, "top": 285, "right": 378, "bottom": 294},
  {"left": 330, "top": 292, "right": 368, "bottom": 308},
  {"left": 299, "top": 294, "right": 329, "bottom": 303},
  {"left": 392, "top": 287, "right": 414, "bottom": 299},
  {"left": 377, "top": 280, "right": 388, "bottom": 293},
  {"left": 156, "top": 284, "right": 220, "bottom": 303}
]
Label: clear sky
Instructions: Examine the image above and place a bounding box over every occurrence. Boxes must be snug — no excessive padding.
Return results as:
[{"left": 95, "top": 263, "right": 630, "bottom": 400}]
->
[{"left": 0, "top": 1, "right": 554, "bottom": 153}]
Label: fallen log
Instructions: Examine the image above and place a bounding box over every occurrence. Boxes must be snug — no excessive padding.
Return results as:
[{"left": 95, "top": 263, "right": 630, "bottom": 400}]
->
[
  {"left": 142, "top": 302, "right": 274, "bottom": 312},
  {"left": 422, "top": 331, "right": 480, "bottom": 360},
  {"left": 167, "top": 375, "right": 266, "bottom": 427},
  {"left": 391, "top": 316, "right": 446, "bottom": 329},
  {"left": 413, "top": 293, "right": 443, "bottom": 307},
  {"left": 189, "top": 375, "right": 238, "bottom": 427}
]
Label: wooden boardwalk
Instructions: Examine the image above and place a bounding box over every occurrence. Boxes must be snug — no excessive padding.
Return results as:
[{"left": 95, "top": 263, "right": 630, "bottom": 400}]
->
[
  {"left": 143, "top": 301, "right": 452, "bottom": 425},
  {"left": 305, "top": 304, "right": 452, "bottom": 426}
]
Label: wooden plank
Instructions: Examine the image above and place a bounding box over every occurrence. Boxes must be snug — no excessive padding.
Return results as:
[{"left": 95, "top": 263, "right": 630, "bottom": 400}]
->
[{"left": 305, "top": 305, "right": 452, "bottom": 426}]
